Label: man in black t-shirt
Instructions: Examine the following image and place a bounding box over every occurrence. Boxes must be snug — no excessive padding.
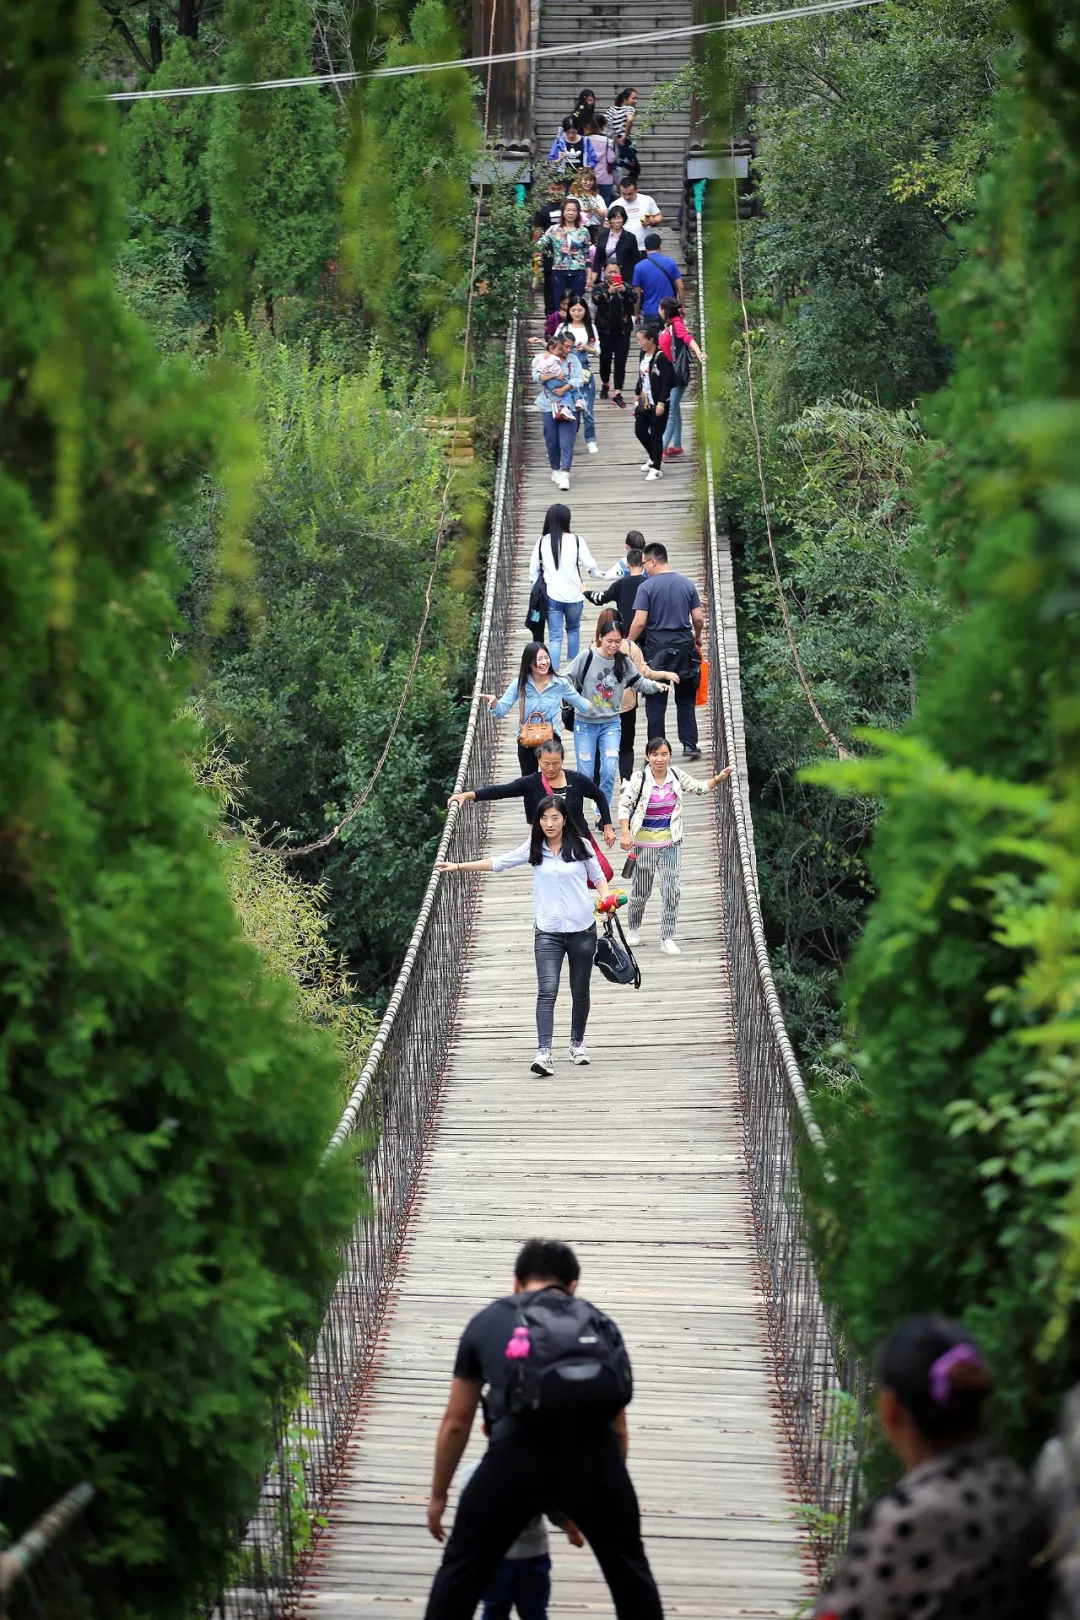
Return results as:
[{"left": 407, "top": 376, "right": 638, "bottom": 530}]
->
[
  {"left": 628, "top": 541, "right": 705, "bottom": 760},
  {"left": 423, "top": 1239, "right": 663, "bottom": 1620}
]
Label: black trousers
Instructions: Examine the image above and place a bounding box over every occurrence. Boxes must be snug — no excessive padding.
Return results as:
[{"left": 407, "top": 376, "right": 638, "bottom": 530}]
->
[
  {"left": 425, "top": 1430, "right": 663, "bottom": 1620},
  {"left": 644, "top": 679, "right": 698, "bottom": 752},
  {"left": 516, "top": 743, "right": 541, "bottom": 776},
  {"left": 634, "top": 409, "right": 664, "bottom": 470},
  {"left": 599, "top": 328, "right": 631, "bottom": 392},
  {"left": 619, "top": 706, "right": 637, "bottom": 782}
]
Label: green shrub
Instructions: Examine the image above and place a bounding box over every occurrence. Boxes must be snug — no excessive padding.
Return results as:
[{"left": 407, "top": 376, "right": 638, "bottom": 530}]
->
[
  {"left": 0, "top": 6, "right": 355, "bottom": 1611},
  {"left": 806, "top": 30, "right": 1080, "bottom": 1455},
  {"left": 174, "top": 330, "right": 473, "bottom": 998}
]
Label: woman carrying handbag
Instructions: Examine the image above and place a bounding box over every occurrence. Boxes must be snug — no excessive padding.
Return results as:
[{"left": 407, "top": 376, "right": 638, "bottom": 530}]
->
[{"left": 481, "top": 643, "right": 591, "bottom": 775}]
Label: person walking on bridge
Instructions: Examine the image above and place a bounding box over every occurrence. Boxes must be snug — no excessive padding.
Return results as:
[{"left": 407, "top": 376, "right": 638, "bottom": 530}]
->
[
  {"left": 437, "top": 796, "right": 609, "bottom": 1074},
  {"left": 564, "top": 609, "right": 673, "bottom": 813},
  {"left": 633, "top": 324, "right": 675, "bottom": 481},
  {"left": 422, "top": 1238, "right": 664, "bottom": 1620},
  {"left": 481, "top": 643, "right": 592, "bottom": 777},
  {"left": 618, "top": 737, "right": 731, "bottom": 955},
  {"left": 628, "top": 541, "right": 705, "bottom": 759},
  {"left": 529, "top": 504, "right": 602, "bottom": 670},
  {"left": 448, "top": 736, "right": 616, "bottom": 851}
]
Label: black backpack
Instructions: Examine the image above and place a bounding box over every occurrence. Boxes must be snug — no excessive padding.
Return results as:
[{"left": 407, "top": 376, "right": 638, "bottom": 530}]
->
[
  {"left": 669, "top": 330, "right": 691, "bottom": 387},
  {"left": 503, "top": 1287, "right": 633, "bottom": 1429},
  {"left": 594, "top": 911, "right": 641, "bottom": 988},
  {"left": 560, "top": 646, "right": 592, "bottom": 733}
]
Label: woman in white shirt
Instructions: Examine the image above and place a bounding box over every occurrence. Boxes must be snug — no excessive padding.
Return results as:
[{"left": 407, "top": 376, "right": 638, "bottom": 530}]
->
[
  {"left": 556, "top": 299, "right": 601, "bottom": 454},
  {"left": 437, "top": 796, "right": 610, "bottom": 1074},
  {"left": 528, "top": 502, "right": 602, "bottom": 669},
  {"left": 572, "top": 167, "right": 608, "bottom": 235}
]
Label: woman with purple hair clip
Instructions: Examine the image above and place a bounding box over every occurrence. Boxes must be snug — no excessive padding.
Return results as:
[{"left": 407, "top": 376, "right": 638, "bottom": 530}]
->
[{"left": 814, "top": 1317, "right": 1052, "bottom": 1619}]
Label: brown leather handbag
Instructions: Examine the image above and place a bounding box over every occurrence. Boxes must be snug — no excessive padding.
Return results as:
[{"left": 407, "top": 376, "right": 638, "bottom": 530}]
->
[{"left": 518, "top": 688, "right": 554, "bottom": 752}]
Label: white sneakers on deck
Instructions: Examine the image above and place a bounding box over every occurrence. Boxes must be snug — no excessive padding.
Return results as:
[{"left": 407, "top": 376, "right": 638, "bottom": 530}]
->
[
  {"left": 531, "top": 1049, "right": 555, "bottom": 1076},
  {"left": 624, "top": 931, "right": 642, "bottom": 947},
  {"left": 569, "top": 1043, "right": 591, "bottom": 1066},
  {"left": 645, "top": 468, "right": 663, "bottom": 481},
  {"left": 660, "top": 937, "right": 682, "bottom": 955},
  {"left": 640, "top": 461, "right": 654, "bottom": 471},
  {"left": 587, "top": 441, "right": 599, "bottom": 454},
  {"left": 556, "top": 471, "right": 570, "bottom": 490}
]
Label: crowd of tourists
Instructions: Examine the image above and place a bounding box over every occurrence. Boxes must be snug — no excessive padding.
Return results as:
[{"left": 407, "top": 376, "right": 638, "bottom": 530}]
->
[
  {"left": 529, "top": 88, "right": 703, "bottom": 488},
  {"left": 421, "top": 86, "right": 1065, "bottom": 1620}
]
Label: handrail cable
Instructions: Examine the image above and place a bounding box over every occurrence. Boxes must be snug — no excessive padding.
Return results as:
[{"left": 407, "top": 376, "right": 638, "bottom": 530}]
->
[
  {"left": 728, "top": 169, "right": 852, "bottom": 760},
  {"left": 695, "top": 205, "right": 827, "bottom": 1153},
  {"left": 101, "top": 0, "right": 885, "bottom": 103},
  {"left": 257, "top": 0, "right": 501, "bottom": 860}
]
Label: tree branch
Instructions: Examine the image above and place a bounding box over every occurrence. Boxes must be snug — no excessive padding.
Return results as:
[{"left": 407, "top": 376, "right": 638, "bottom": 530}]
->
[{"left": 100, "top": 3, "right": 153, "bottom": 74}]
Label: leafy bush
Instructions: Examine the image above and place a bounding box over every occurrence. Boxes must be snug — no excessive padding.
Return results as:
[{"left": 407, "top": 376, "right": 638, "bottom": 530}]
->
[
  {"left": 175, "top": 330, "right": 474, "bottom": 998},
  {"left": 0, "top": 6, "right": 356, "bottom": 1612},
  {"left": 806, "top": 27, "right": 1080, "bottom": 1455}
]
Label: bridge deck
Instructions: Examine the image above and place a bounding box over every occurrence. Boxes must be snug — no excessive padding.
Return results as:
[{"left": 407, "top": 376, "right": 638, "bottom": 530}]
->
[{"left": 302, "top": 317, "right": 807, "bottom": 1617}]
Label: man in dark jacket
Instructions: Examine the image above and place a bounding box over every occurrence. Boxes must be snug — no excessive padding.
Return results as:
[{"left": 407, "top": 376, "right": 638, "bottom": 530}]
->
[{"left": 423, "top": 1239, "right": 663, "bottom": 1620}]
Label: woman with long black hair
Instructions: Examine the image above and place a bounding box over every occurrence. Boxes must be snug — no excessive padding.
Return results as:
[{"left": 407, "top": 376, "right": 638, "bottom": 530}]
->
[
  {"left": 437, "top": 796, "right": 610, "bottom": 1075},
  {"left": 448, "top": 736, "right": 615, "bottom": 848},
  {"left": 528, "top": 503, "right": 602, "bottom": 670},
  {"left": 814, "top": 1318, "right": 1052, "bottom": 1620},
  {"left": 481, "top": 642, "right": 591, "bottom": 776},
  {"left": 556, "top": 297, "right": 600, "bottom": 453}
]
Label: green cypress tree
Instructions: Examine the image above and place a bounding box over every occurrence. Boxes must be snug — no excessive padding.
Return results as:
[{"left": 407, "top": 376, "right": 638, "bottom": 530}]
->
[
  {"left": 0, "top": 4, "right": 354, "bottom": 1611},
  {"left": 120, "top": 36, "right": 214, "bottom": 292},
  {"left": 205, "top": 0, "right": 342, "bottom": 319},
  {"left": 806, "top": 5, "right": 1080, "bottom": 1455},
  {"left": 346, "top": 0, "right": 477, "bottom": 372}
]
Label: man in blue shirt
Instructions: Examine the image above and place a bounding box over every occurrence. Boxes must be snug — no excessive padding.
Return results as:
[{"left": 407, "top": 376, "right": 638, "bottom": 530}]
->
[{"left": 632, "top": 234, "right": 685, "bottom": 319}]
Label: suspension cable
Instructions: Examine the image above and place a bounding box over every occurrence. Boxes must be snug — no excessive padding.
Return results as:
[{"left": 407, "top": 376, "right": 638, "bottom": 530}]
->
[
  {"left": 729, "top": 165, "right": 852, "bottom": 760},
  {"left": 256, "top": 3, "right": 501, "bottom": 860},
  {"left": 101, "top": 0, "right": 884, "bottom": 103}
]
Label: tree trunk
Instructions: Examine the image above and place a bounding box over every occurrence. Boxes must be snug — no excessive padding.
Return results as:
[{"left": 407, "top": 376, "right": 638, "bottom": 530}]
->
[
  {"left": 148, "top": 3, "right": 163, "bottom": 69},
  {"left": 177, "top": 0, "right": 201, "bottom": 40}
]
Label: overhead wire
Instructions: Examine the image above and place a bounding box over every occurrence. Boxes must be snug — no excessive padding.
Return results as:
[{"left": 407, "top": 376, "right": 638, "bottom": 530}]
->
[
  {"left": 101, "top": 0, "right": 884, "bottom": 102},
  {"left": 255, "top": 1, "right": 501, "bottom": 859}
]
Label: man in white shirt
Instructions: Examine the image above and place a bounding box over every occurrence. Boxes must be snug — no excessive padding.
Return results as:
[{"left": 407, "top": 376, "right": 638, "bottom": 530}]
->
[{"left": 616, "top": 178, "right": 663, "bottom": 248}]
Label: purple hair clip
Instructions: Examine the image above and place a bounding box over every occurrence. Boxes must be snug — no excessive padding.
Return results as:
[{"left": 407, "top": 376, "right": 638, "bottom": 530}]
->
[{"left": 928, "top": 1343, "right": 985, "bottom": 1405}]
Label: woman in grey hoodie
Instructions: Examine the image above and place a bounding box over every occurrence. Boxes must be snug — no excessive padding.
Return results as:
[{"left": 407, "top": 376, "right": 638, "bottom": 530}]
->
[{"left": 563, "top": 609, "right": 676, "bottom": 810}]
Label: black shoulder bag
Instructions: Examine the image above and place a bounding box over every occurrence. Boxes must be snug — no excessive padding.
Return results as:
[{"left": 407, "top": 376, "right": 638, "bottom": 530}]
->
[
  {"left": 594, "top": 910, "right": 641, "bottom": 989},
  {"left": 561, "top": 646, "right": 593, "bottom": 733},
  {"left": 524, "top": 546, "right": 548, "bottom": 637},
  {"left": 621, "top": 764, "right": 652, "bottom": 878}
]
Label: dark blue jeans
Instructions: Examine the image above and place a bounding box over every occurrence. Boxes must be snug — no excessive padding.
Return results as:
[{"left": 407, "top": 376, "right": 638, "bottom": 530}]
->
[
  {"left": 551, "top": 267, "right": 587, "bottom": 309},
  {"left": 541, "top": 411, "right": 578, "bottom": 473},
  {"left": 481, "top": 1554, "right": 551, "bottom": 1620},
  {"left": 534, "top": 924, "right": 596, "bottom": 1048}
]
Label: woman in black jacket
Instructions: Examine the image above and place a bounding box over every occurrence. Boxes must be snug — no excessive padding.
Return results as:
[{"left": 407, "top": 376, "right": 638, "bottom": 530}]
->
[
  {"left": 633, "top": 322, "right": 675, "bottom": 478},
  {"left": 592, "top": 261, "right": 637, "bottom": 405},
  {"left": 590, "top": 205, "right": 639, "bottom": 295},
  {"left": 447, "top": 738, "right": 616, "bottom": 853}
]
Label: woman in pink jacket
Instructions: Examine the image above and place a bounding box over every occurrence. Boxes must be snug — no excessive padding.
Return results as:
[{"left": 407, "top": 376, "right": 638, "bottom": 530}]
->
[{"left": 657, "top": 296, "right": 705, "bottom": 460}]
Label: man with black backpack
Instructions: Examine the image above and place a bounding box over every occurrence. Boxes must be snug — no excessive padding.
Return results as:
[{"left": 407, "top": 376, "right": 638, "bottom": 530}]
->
[{"left": 424, "top": 1239, "right": 663, "bottom": 1620}]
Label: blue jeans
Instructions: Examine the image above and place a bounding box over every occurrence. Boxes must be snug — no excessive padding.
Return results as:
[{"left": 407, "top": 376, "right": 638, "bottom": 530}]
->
[
  {"left": 546, "top": 597, "right": 583, "bottom": 668},
  {"left": 551, "top": 267, "right": 586, "bottom": 309},
  {"left": 662, "top": 383, "right": 685, "bottom": 450},
  {"left": 481, "top": 1554, "right": 551, "bottom": 1620},
  {"left": 534, "top": 926, "right": 596, "bottom": 1048},
  {"left": 541, "top": 411, "right": 577, "bottom": 473},
  {"left": 579, "top": 370, "right": 597, "bottom": 445},
  {"left": 573, "top": 716, "right": 622, "bottom": 811},
  {"left": 597, "top": 183, "right": 614, "bottom": 204}
]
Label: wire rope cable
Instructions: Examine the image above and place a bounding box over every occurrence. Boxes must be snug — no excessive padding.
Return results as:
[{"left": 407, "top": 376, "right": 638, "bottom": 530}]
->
[{"left": 100, "top": 0, "right": 884, "bottom": 102}]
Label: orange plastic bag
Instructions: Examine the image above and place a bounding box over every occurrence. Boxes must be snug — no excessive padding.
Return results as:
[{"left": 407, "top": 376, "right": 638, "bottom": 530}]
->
[{"left": 695, "top": 656, "right": 710, "bottom": 707}]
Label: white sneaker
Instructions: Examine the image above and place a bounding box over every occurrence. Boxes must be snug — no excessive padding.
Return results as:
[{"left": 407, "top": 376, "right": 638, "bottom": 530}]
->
[
  {"left": 531, "top": 1048, "right": 555, "bottom": 1075},
  {"left": 550, "top": 470, "right": 561, "bottom": 483},
  {"left": 569, "top": 1043, "right": 591, "bottom": 1066},
  {"left": 640, "top": 461, "right": 654, "bottom": 471},
  {"left": 556, "top": 471, "right": 570, "bottom": 490},
  {"left": 625, "top": 931, "right": 642, "bottom": 946},
  {"left": 587, "top": 441, "right": 599, "bottom": 454},
  {"left": 645, "top": 468, "right": 663, "bottom": 481},
  {"left": 660, "top": 937, "right": 682, "bottom": 955}
]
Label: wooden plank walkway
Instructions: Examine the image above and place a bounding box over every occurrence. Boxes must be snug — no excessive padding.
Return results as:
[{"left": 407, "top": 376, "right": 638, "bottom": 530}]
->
[{"left": 302, "top": 332, "right": 806, "bottom": 1617}]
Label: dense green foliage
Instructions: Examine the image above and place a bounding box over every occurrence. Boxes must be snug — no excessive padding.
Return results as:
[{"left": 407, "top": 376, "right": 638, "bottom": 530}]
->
[
  {"left": 715, "top": 0, "right": 1008, "bottom": 1078},
  {"left": 0, "top": 3, "right": 355, "bottom": 1610},
  {"left": 175, "top": 332, "right": 474, "bottom": 998},
  {"left": 206, "top": 0, "right": 343, "bottom": 318},
  {"left": 805, "top": 26, "right": 1080, "bottom": 1452}
]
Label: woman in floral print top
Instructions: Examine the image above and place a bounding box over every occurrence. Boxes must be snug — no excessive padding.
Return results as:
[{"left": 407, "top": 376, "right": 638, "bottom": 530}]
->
[{"left": 537, "top": 197, "right": 592, "bottom": 310}]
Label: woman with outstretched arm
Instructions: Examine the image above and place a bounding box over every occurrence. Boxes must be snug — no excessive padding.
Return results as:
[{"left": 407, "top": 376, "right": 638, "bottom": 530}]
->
[{"left": 437, "top": 797, "right": 609, "bottom": 1076}]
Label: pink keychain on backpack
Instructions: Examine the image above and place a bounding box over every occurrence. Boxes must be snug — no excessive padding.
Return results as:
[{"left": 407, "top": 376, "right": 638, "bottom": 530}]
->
[{"left": 505, "top": 1326, "right": 531, "bottom": 1360}]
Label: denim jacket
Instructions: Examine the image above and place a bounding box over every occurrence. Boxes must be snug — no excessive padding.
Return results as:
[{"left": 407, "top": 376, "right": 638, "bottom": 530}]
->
[{"left": 492, "top": 674, "right": 591, "bottom": 732}]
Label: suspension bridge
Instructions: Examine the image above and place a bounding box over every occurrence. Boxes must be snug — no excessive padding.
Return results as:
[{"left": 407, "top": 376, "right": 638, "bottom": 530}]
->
[{"left": 215, "top": 14, "right": 860, "bottom": 1617}]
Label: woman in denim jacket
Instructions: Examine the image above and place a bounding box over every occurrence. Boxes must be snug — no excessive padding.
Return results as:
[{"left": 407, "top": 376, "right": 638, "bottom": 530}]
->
[{"left": 482, "top": 642, "right": 592, "bottom": 775}]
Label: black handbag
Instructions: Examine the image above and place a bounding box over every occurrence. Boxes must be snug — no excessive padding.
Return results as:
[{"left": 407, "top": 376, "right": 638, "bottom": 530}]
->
[
  {"left": 620, "top": 763, "right": 652, "bottom": 878},
  {"left": 560, "top": 648, "right": 593, "bottom": 733},
  {"left": 594, "top": 911, "right": 641, "bottom": 988}
]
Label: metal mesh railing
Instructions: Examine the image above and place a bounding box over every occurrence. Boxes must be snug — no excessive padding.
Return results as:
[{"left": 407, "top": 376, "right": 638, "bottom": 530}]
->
[
  {"left": 215, "top": 316, "right": 527, "bottom": 1619},
  {"left": 693, "top": 208, "right": 864, "bottom": 1566}
]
